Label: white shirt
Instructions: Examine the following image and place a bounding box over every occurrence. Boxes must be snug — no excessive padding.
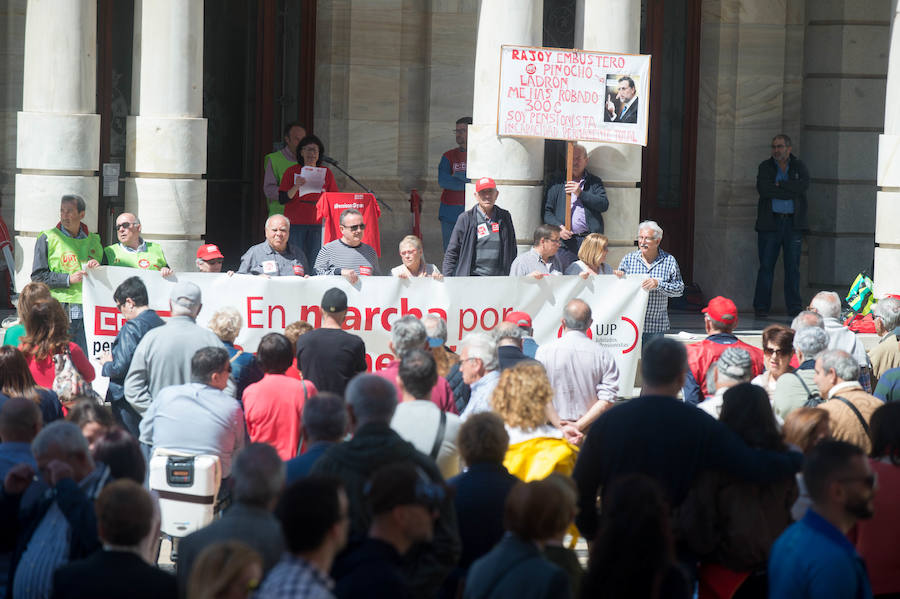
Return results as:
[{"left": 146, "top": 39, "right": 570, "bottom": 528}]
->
[
  {"left": 823, "top": 317, "right": 870, "bottom": 367},
  {"left": 535, "top": 330, "right": 620, "bottom": 421},
  {"left": 391, "top": 400, "right": 461, "bottom": 479}
]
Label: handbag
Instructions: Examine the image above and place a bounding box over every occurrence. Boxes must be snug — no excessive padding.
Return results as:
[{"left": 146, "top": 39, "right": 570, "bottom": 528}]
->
[{"left": 52, "top": 348, "right": 102, "bottom": 406}]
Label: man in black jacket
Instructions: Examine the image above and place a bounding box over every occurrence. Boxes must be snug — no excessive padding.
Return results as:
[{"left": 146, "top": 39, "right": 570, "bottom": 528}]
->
[
  {"left": 543, "top": 144, "right": 609, "bottom": 266},
  {"left": 98, "top": 276, "right": 164, "bottom": 438},
  {"left": 311, "top": 374, "right": 460, "bottom": 599},
  {"left": 442, "top": 177, "right": 517, "bottom": 276},
  {"left": 753, "top": 134, "right": 810, "bottom": 318},
  {"left": 573, "top": 338, "right": 803, "bottom": 542}
]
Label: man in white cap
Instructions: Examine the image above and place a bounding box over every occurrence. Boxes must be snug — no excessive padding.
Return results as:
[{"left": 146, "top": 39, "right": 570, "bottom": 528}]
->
[
  {"left": 442, "top": 177, "right": 517, "bottom": 276},
  {"left": 124, "top": 281, "right": 225, "bottom": 418}
]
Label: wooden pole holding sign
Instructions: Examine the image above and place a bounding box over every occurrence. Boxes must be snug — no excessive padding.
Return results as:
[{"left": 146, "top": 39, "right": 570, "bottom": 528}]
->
[{"left": 564, "top": 141, "right": 574, "bottom": 231}]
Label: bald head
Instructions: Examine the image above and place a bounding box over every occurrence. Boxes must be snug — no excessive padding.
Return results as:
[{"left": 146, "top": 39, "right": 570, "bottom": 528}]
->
[
  {"left": 0, "top": 398, "right": 42, "bottom": 443},
  {"left": 563, "top": 299, "right": 592, "bottom": 332}
]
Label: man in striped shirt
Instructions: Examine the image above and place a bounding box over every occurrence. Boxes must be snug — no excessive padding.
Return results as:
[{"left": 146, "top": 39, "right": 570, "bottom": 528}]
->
[
  {"left": 314, "top": 209, "right": 381, "bottom": 283},
  {"left": 618, "top": 220, "right": 684, "bottom": 353}
]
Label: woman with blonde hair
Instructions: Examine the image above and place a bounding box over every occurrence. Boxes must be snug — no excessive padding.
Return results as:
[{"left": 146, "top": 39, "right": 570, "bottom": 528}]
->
[
  {"left": 564, "top": 233, "right": 615, "bottom": 276},
  {"left": 19, "top": 297, "right": 94, "bottom": 389},
  {"left": 391, "top": 235, "right": 443, "bottom": 279},
  {"left": 187, "top": 540, "right": 263, "bottom": 599},
  {"left": 491, "top": 361, "right": 578, "bottom": 480},
  {"left": 2, "top": 281, "right": 51, "bottom": 347},
  {"left": 208, "top": 307, "right": 262, "bottom": 398}
]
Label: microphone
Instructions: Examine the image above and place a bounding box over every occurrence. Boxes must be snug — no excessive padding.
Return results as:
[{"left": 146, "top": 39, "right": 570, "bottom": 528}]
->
[{"left": 320, "top": 155, "right": 339, "bottom": 165}]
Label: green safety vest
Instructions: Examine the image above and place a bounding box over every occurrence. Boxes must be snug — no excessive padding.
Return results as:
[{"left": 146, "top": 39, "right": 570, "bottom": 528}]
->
[
  {"left": 103, "top": 242, "right": 168, "bottom": 271},
  {"left": 44, "top": 227, "right": 103, "bottom": 305},
  {"left": 264, "top": 149, "right": 297, "bottom": 216}
]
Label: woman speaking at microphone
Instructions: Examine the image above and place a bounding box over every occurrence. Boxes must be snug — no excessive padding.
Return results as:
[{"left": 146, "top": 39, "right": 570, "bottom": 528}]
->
[{"left": 278, "top": 134, "right": 339, "bottom": 265}]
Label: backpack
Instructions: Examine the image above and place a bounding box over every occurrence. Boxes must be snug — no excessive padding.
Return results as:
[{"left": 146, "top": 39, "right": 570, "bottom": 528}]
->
[{"left": 790, "top": 372, "right": 824, "bottom": 408}]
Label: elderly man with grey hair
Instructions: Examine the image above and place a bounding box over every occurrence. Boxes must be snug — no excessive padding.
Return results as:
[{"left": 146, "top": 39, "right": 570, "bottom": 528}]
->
[
  {"left": 813, "top": 349, "right": 882, "bottom": 453},
  {"left": 375, "top": 315, "right": 457, "bottom": 413},
  {"left": 536, "top": 299, "right": 619, "bottom": 440},
  {"left": 458, "top": 332, "right": 502, "bottom": 420},
  {"left": 809, "top": 291, "right": 872, "bottom": 390},
  {"left": 237, "top": 213, "right": 311, "bottom": 277},
  {"left": 1, "top": 421, "right": 111, "bottom": 599},
  {"left": 774, "top": 326, "right": 829, "bottom": 420},
  {"left": 869, "top": 297, "right": 900, "bottom": 384},
  {"left": 176, "top": 443, "right": 287, "bottom": 597},
  {"left": 311, "top": 374, "right": 461, "bottom": 598},
  {"left": 617, "top": 220, "right": 684, "bottom": 349},
  {"left": 698, "top": 347, "right": 754, "bottom": 419},
  {"left": 495, "top": 321, "right": 530, "bottom": 370},
  {"left": 124, "top": 281, "right": 225, "bottom": 417}
]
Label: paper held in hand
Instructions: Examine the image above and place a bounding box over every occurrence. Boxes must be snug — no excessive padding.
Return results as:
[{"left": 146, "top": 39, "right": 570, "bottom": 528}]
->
[{"left": 296, "top": 166, "right": 327, "bottom": 196}]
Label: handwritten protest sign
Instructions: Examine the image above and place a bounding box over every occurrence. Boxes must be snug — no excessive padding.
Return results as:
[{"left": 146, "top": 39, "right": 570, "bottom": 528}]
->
[{"left": 497, "top": 45, "right": 651, "bottom": 146}]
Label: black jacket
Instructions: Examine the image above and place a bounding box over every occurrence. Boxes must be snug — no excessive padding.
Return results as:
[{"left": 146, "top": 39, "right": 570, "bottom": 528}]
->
[
  {"left": 446, "top": 362, "right": 470, "bottom": 414},
  {"left": 572, "top": 395, "right": 803, "bottom": 541},
  {"left": 543, "top": 170, "right": 609, "bottom": 234},
  {"left": 442, "top": 206, "right": 517, "bottom": 276},
  {"left": 51, "top": 550, "right": 176, "bottom": 599},
  {"left": 755, "top": 154, "right": 810, "bottom": 232},
  {"left": 464, "top": 534, "right": 572, "bottom": 599},
  {"left": 311, "top": 423, "right": 461, "bottom": 599},
  {"left": 102, "top": 309, "right": 165, "bottom": 404},
  {"left": 333, "top": 538, "right": 413, "bottom": 599}
]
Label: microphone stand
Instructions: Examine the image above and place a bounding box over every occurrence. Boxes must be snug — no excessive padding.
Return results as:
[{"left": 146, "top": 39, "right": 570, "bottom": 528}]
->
[{"left": 323, "top": 158, "right": 393, "bottom": 212}]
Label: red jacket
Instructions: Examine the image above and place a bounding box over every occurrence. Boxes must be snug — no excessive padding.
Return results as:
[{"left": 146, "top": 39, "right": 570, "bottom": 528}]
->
[{"left": 687, "top": 336, "right": 765, "bottom": 397}]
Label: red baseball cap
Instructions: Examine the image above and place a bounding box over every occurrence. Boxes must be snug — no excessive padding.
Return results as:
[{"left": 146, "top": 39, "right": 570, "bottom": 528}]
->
[
  {"left": 475, "top": 177, "right": 497, "bottom": 192},
  {"left": 702, "top": 296, "right": 738, "bottom": 324},
  {"left": 504, "top": 310, "right": 532, "bottom": 328},
  {"left": 196, "top": 244, "right": 224, "bottom": 261}
]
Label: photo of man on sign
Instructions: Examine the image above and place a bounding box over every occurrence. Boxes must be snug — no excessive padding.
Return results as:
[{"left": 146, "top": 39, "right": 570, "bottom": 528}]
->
[{"left": 604, "top": 75, "right": 640, "bottom": 124}]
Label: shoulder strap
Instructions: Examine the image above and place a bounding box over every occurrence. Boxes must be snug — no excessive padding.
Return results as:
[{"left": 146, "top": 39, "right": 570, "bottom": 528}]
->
[
  {"left": 792, "top": 371, "right": 816, "bottom": 400},
  {"left": 229, "top": 350, "right": 243, "bottom": 363},
  {"left": 429, "top": 410, "right": 447, "bottom": 461},
  {"left": 833, "top": 396, "right": 870, "bottom": 437}
]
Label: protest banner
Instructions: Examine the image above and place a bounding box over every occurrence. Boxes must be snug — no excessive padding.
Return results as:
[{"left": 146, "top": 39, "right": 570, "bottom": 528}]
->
[
  {"left": 83, "top": 267, "right": 650, "bottom": 396},
  {"left": 497, "top": 45, "right": 651, "bottom": 146}
]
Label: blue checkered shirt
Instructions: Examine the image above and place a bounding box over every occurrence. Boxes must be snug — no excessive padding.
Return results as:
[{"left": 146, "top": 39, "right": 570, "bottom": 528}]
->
[
  {"left": 256, "top": 554, "right": 335, "bottom": 599},
  {"left": 619, "top": 249, "right": 684, "bottom": 333}
]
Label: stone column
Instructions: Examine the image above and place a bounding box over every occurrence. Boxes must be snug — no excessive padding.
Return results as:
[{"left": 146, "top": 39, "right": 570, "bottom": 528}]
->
[
  {"left": 14, "top": 0, "right": 100, "bottom": 290},
  {"left": 575, "top": 0, "right": 642, "bottom": 267},
  {"left": 468, "top": 0, "right": 545, "bottom": 250},
  {"left": 876, "top": 0, "right": 900, "bottom": 297},
  {"left": 125, "top": 0, "right": 206, "bottom": 272}
]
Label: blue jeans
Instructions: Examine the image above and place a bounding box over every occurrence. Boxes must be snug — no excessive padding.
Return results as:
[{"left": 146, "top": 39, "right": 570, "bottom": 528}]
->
[
  {"left": 439, "top": 203, "right": 465, "bottom": 251},
  {"left": 290, "top": 224, "right": 323, "bottom": 267},
  {"left": 754, "top": 217, "right": 803, "bottom": 314},
  {"left": 68, "top": 317, "right": 87, "bottom": 357}
]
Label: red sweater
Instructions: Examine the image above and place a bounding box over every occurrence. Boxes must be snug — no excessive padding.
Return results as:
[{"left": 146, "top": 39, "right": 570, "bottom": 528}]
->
[
  {"left": 22, "top": 342, "right": 95, "bottom": 388},
  {"left": 854, "top": 459, "right": 900, "bottom": 594},
  {"left": 242, "top": 374, "right": 315, "bottom": 460}
]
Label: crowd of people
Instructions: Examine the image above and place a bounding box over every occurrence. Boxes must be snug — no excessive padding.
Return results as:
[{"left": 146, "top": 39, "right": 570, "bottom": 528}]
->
[{"left": 0, "top": 122, "right": 898, "bottom": 598}]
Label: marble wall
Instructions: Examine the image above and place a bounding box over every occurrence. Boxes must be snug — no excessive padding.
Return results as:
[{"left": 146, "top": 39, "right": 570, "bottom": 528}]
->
[
  {"left": 314, "top": 0, "right": 477, "bottom": 269},
  {"left": 0, "top": 0, "right": 25, "bottom": 247}
]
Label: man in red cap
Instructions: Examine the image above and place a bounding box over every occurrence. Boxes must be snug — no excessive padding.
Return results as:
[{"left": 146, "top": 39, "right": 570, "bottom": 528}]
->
[
  {"left": 504, "top": 310, "right": 538, "bottom": 358},
  {"left": 442, "top": 177, "right": 517, "bottom": 276},
  {"left": 196, "top": 243, "right": 224, "bottom": 272},
  {"left": 682, "top": 296, "right": 765, "bottom": 405}
]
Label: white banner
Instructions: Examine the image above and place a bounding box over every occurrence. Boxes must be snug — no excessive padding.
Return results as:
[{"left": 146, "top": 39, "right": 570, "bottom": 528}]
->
[
  {"left": 498, "top": 45, "right": 651, "bottom": 146},
  {"left": 83, "top": 267, "right": 650, "bottom": 396}
]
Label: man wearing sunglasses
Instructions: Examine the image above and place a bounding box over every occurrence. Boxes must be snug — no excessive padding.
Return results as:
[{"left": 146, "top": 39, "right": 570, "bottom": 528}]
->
[
  {"left": 769, "top": 440, "right": 876, "bottom": 599},
  {"left": 196, "top": 243, "right": 225, "bottom": 272},
  {"left": 103, "top": 212, "right": 173, "bottom": 276},
  {"left": 314, "top": 208, "right": 381, "bottom": 283}
]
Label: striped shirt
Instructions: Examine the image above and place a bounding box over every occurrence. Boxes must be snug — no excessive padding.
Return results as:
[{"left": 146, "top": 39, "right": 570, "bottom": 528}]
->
[
  {"left": 314, "top": 239, "right": 381, "bottom": 276},
  {"left": 618, "top": 249, "right": 684, "bottom": 333}
]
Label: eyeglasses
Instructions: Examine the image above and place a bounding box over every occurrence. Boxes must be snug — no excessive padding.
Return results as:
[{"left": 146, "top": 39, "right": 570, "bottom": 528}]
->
[
  {"left": 116, "top": 222, "right": 135, "bottom": 231},
  {"left": 763, "top": 347, "right": 791, "bottom": 357},
  {"left": 342, "top": 223, "right": 366, "bottom": 232},
  {"left": 839, "top": 473, "right": 877, "bottom": 488},
  {"left": 203, "top": 258, "right": 224, "bottom": 265},
  {"left": 544, "top": 237, "right": 562, "bottom": 245},
  {"left": 771, "top": 144, "right": 787, "bottom": 149}
]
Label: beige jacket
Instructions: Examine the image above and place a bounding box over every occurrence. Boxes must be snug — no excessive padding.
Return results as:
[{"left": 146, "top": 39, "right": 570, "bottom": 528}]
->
[{"left": 821, "top": 383, "right": 882, "bottom": 453}]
